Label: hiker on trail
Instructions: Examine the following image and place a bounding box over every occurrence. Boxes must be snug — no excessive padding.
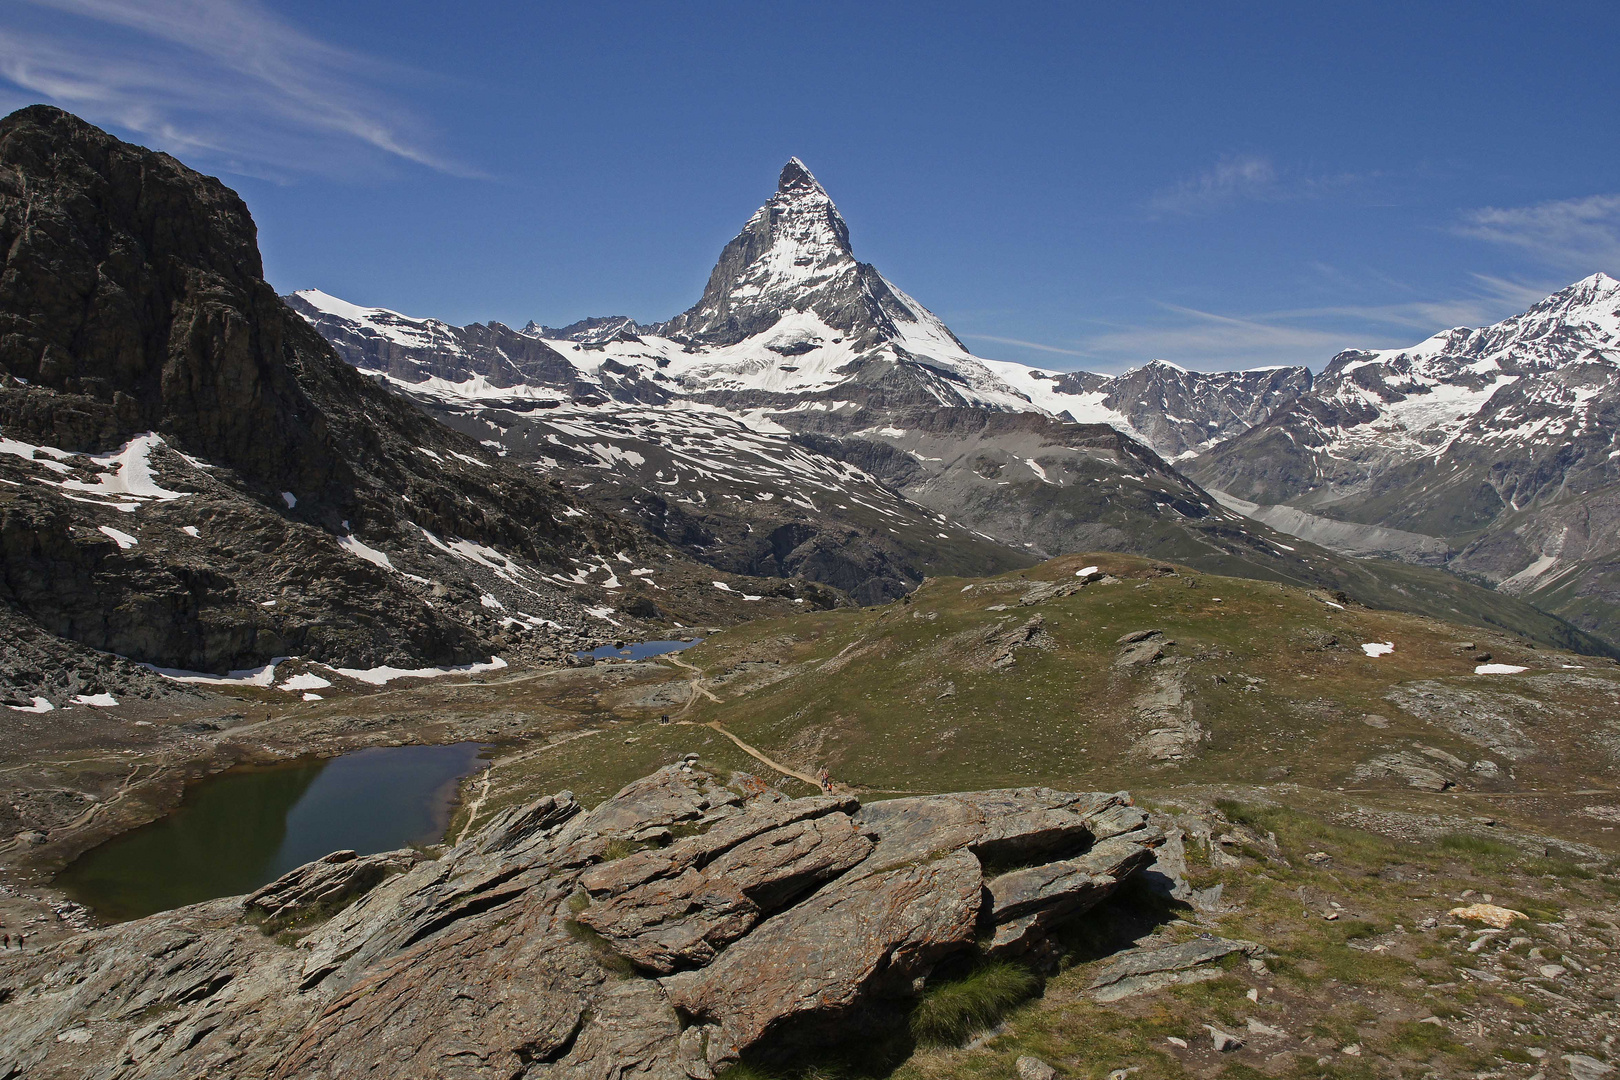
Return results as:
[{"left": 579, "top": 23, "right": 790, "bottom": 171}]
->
[
  {"left": 817, "top": 768, "right": 832, "bottom": 793},
  {"left": 12, "top": 933, "right": 21, "bottom": 949},
  {"left": 1, "top": 933, "right": 9, "bottom": 949}
]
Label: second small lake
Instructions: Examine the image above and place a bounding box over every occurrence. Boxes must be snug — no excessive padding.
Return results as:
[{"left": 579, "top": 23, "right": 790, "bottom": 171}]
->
[
  {"left": 575, "top": 638, "right": 703, "bottom": 661},
  {"left": 55, "top": 742, "right": 490, "bottom": 922}
]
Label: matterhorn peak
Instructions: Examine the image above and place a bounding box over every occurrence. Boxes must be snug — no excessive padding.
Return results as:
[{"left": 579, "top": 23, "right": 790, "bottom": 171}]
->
[
  {"left": 777, "top": 157, "right": 826, "bottom": 196},
  {"left": 650, "top": 156, "right": 990, "bottom": 397}
]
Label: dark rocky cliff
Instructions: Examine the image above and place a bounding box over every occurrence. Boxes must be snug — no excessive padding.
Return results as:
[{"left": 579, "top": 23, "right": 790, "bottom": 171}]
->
[{"left": 0, "top": 107, "right": 765, "bottom": 677}]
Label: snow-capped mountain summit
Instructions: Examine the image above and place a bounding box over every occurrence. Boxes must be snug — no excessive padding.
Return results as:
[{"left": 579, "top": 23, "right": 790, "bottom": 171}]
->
[
  {"left": 623, "top": 157, "right": 1028, "bottom": 409},
  {"left": 657, "top": 157, "right": 965, "bottom": 356},
  {"left": 982, "top": 357, "right": 1312, "bottom": 460}
]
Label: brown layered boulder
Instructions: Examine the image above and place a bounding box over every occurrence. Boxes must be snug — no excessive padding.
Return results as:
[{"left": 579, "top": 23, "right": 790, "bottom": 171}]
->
[
  {"left": 0, "top": 763, "right": 1168, "bottom": 1079},
  {"left": 662, "top": 848, "right": 985, "bottom": 1067},
  {"left": 574, "top": 793, "right": 870, "bottom": 974}
]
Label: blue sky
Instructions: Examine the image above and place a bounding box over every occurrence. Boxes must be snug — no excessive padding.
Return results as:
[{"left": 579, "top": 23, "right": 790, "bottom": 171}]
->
[{"left": 3, "top": 1, "right": 1617, "bottom": 372}]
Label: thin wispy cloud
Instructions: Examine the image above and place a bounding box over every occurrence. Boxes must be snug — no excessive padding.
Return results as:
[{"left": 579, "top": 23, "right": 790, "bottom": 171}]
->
[
  {"left": 1147, "top": 153, "right": 1276, "bottom": 214},
  {"left": 1075, "top": 304, "right": 1355, "bottom": 369},
  {"left": 1147, "top": 153, "right": 1370, "bottom": 216},
  {"left": 960, "top": 333, "right": 1088, "bottom": 358},
  {"left": 966, "top": 274, "right": 1569, "bottom": 375},
  {"left": 1456, "top": 193, "right": 1620, "bottom": 274},
  {"left": 0, "top": 0, "right": 478, "bottom": 180},
  {"left": 1242, "top": 273, "right": 1558, "bottom": 334}
]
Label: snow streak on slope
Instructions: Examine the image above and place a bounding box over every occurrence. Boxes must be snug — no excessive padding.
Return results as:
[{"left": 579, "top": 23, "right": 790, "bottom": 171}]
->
[{"left": 979, "top": 359, "right": 1143, "bottom": 434}]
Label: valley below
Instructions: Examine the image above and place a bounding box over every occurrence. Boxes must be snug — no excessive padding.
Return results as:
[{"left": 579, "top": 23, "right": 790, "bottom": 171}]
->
[{"left": 3, "top": 554, "right": 1619, "bottom": 1080}]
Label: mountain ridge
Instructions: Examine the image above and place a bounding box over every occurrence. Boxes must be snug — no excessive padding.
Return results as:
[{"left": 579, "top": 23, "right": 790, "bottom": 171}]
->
[{"left": 286, "top": 156, "right": 1620, "bottom": 651}]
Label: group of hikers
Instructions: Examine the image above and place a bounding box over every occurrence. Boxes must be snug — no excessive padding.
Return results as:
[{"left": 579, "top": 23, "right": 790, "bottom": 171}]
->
[{"left": 1, "top": 932, "right": 24, "bottom": 949}]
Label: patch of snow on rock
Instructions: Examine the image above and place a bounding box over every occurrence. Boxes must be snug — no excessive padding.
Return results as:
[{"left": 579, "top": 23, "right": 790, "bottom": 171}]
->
[
  {"left": 98, "top": 525, "right": 138, "bottom": 549},
  {"left": 330, "top": 657, "right": 507, "bottom": 685},
  {"left": 146, "top": 659, "right": 286, "bottom": 686},
  {"left": 338, "top": 533, "right": 393, "bottom": 570}
]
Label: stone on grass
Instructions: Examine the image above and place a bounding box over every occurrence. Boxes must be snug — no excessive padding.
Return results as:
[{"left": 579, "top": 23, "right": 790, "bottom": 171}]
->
[
  {"left": 1564, "top": 1056, "right": 1617, "bottom": 1080},
  {"left": 1016, "top": 1056, "right": 1057, "bottom": 1080},
  {"left": 1449, "top": 902, "right": 1527, "bottom": 928}
]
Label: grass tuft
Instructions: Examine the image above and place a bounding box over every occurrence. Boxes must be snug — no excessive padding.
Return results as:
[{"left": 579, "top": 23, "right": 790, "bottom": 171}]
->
[
  {"left": 717, "top": 1065, "right": 780, "bottom": 1080},
  {"left": 909, "top": 960, "right": 1039, "bottom": 1046},
  {"left": 1437, "top": 834, "right": 1516, "bottom": 859},
  {"left": 564, "top": 918, "right": 636, "bottom": 977}
]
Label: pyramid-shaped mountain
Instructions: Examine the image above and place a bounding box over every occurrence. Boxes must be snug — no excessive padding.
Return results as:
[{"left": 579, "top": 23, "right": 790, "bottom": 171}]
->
[{"left": 656, "top": 158, "right": 967, "bottom": 355}]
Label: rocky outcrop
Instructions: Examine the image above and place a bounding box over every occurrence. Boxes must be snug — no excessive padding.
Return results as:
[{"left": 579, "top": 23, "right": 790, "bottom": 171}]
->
[
  {"left": 0, "top": 765, "right": 1165, "bottom": 1079},
  {"left": 243, "top": 849, "right": 419, "bottom": 931},
  {"left": 0, "top": 105, "right": 612, "bottom": 672},
  {"left": 1087, "top": 936, "right": 1264, "bottom": 1002}
]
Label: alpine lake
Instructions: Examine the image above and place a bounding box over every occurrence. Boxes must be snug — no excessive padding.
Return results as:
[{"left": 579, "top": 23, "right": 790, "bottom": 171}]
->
[{"left": 55, "top": 742, "right": 492, "bottom": 922}]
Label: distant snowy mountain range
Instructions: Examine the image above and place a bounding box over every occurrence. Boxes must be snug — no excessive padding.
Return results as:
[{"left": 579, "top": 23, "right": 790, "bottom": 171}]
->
[{"left": 288, "top": 159, "right": 1620, "bottom": 647}]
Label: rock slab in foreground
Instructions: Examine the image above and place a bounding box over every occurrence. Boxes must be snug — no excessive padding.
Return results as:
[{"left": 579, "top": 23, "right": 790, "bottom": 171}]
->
[{"left": 0, "top": 764, "right": 1164, "bottom": 1079}]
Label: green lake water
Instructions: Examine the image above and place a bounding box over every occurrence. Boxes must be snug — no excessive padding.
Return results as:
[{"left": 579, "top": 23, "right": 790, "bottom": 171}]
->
[{"left": 56, "top": 742, "right": 489, "bottom": 922}]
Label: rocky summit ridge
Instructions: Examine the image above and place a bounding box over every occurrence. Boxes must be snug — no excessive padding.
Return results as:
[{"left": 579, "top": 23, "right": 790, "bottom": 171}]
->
[
  {"left": 0, "top": 763, "right": 1177, "bottom": 1079},
  {"left": 1188, "top": 271, "right": 1620, "bottom": 640}
]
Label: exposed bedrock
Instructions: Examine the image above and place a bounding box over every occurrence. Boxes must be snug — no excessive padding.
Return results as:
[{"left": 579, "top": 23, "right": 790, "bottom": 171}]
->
[{"left": 0, "top": 765, "right": 1169, "bottom": 1079}]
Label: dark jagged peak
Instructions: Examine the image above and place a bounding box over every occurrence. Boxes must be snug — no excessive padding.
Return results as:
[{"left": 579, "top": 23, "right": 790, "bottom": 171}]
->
[{"left": 776, "top": 155, "right": 826, "bottom": 196}]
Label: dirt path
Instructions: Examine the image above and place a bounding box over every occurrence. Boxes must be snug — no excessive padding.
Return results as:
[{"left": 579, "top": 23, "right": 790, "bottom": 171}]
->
[
  {"left": 455, "top": 767, "right": 493, "bottom": 845},
  {"left": 657, "top": 655, "right": 820, "bottom": 787},
  {"left": 664, "top": 654, "right": 720, "bottom": 715},
  {"left": 686, "top": 721, "right": 821, "bottom": 788}
]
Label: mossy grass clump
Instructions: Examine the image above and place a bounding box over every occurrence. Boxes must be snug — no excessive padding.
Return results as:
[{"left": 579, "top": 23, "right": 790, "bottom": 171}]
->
[
  {"left": 1437, "top": 833, "right": 1516, "bottom": 859},
  {"left": 563, "top": 917, "right": 635, "bottom": 977},
  {"left": 909, "top": 960, "right": 1039, "bottom": 1046},
  {"left": 1388, "top": 1020, "right": 1468, "bottom": 1058},
  {"left": 717, "top": 1065, "right": 780, "bottom": 1080},
  {"left": 602, "top": 837, "right": 641, "bottom": 861}
]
